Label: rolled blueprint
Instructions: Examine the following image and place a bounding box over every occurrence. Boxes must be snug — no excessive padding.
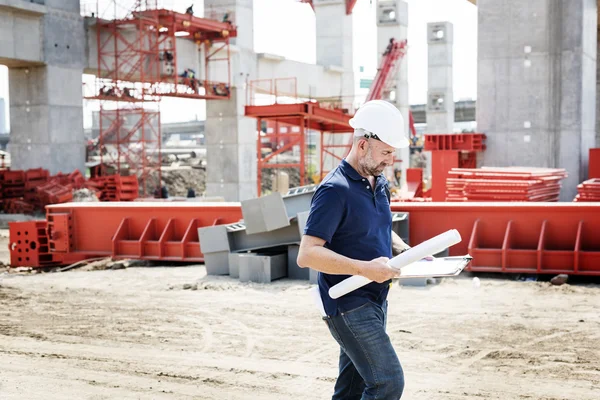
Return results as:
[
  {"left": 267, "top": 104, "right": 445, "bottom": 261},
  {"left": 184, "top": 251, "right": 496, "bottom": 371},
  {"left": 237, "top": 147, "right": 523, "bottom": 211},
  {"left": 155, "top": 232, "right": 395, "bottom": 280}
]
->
[{"left": 328, "top": 229, "right": 462, "bottom": 299}]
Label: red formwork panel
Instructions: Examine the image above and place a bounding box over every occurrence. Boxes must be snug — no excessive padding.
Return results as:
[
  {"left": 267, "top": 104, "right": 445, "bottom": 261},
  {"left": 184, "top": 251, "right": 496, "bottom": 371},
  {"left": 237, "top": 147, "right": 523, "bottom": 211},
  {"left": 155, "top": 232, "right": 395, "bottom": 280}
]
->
[
  {"left": 390, "top": 202, "right": 600, "bottom": 275},
  {"left": 590, "top": 148, "right": 600, "bottom": 179},
  {"left": 44, "top": 202, "right": 243, "bottom": 263}
]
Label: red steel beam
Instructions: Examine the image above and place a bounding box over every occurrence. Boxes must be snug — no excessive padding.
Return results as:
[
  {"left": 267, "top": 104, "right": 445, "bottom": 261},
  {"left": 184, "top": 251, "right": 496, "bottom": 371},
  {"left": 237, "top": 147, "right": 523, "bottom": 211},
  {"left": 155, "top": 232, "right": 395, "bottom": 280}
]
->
[
  {"left": 244, "top": 103, "right": 352, "bottom": 133},
  {"left": 390, "top": 202, "right": 600, "bottom": 275},
  {"left": 10, "top": 202, "right": 600, "bottom": 276},
  {"left": 43, "top": 203, "right": 242, "bottom": 263}
]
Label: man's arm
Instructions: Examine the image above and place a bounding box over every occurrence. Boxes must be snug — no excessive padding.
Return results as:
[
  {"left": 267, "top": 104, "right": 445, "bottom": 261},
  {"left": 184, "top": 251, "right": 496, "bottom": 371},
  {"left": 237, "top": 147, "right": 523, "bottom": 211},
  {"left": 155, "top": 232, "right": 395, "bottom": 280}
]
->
[
  {"left": 297, "top": 235, "right": 400, "bottom": 283},
  {"left": 391, "top": 230, "right": 410, "bottom": 257}
]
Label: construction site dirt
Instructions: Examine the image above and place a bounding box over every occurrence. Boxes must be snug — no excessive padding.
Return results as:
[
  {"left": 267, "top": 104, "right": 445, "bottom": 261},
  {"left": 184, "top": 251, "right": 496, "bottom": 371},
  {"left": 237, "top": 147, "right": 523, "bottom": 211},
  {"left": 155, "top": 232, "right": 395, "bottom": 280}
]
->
[{"left": 1, "top": 236, "right": 599, "bottom": 399}]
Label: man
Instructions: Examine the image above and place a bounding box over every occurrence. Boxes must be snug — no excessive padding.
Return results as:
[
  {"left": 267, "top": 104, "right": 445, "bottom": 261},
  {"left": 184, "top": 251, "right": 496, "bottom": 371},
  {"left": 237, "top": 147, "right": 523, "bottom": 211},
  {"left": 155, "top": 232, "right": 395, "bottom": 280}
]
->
[{"left": 297, "top": 100, "right": 411, "bottom": 399}]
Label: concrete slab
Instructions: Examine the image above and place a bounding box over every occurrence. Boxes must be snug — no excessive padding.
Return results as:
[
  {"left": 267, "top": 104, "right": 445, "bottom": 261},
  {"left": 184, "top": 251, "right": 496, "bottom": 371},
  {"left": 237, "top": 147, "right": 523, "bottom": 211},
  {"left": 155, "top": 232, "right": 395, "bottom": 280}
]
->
[{"left": 238, "top": 252, "right": 287, "bottom": 283}]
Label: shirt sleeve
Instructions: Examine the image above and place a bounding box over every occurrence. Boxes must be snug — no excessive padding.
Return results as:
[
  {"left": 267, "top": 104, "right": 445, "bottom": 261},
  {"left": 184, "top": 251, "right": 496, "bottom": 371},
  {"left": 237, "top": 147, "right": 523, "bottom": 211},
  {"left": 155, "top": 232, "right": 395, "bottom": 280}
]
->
[{"left": 303, "top": 184, "right": 345, "bottom": 243}]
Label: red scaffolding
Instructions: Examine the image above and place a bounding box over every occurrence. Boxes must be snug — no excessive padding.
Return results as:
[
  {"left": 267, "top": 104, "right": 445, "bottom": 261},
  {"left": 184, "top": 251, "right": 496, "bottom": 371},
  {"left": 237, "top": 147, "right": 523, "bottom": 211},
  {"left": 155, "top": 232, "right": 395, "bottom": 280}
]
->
[
  {"left": 87, "top": 0, "right": 237, "bottom": 195},
  {"left": 245, "top": 78, "right": 352, "bottom": 195}
]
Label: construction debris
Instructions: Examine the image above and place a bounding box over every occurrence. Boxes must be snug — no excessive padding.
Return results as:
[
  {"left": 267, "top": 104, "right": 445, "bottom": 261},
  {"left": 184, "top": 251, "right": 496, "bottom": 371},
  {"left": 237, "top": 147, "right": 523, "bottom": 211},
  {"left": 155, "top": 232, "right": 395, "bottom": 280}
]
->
[
  {"left": 155, "top": 167, "right": 206, "bottom": 197},
  {"left": 72, "top": 188, "right": 100, "bottom": 202}
]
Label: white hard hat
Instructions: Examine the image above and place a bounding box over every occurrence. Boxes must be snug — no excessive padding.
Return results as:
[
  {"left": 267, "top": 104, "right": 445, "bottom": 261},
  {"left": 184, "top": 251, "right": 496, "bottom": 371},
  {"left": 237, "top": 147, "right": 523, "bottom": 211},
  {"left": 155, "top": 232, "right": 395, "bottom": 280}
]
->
[{"left": 349, "top": 100, "right": 409, "bottom": 149}]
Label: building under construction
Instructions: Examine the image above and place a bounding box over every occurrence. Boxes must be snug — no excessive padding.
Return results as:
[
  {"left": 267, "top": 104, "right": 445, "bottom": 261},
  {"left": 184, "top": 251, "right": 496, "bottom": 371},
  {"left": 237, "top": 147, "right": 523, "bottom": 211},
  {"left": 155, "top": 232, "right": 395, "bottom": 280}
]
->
[{"left": 2, "top": 1, "right": 600, "bottom": 399}]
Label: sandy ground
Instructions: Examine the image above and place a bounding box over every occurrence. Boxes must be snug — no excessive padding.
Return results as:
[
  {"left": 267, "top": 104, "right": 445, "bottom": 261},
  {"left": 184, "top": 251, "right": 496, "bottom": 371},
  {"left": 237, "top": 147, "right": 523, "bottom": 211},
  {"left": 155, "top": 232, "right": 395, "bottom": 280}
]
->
[{"left": 1, "top": 245, "right": 599, "bottom": 399}]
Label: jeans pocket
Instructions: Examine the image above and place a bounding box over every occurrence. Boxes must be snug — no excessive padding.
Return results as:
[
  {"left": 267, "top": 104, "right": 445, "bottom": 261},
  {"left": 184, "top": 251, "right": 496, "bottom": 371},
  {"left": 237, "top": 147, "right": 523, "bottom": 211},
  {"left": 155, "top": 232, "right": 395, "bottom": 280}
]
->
[{"left": 341, "top": 302, "right": 384, "bottom": 340}]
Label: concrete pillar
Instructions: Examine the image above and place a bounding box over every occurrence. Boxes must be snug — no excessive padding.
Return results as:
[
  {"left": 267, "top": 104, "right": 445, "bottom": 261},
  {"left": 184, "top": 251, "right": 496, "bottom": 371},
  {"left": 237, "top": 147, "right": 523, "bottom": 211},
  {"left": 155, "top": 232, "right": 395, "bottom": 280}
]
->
[
  {"left": 376, "top": 0, "right": 409, "bottom": 184},
  {"left": 204, "top": 0, "right": 257, "bottom": 201},
  {"left": 426, "top": 22, "right": 454, "bottom": 133},
  {"left": 597, "top": 36, "right": 600, "bottom": 148},
  {"left": 0, "top": 98, "right": 6, "bottom": 134},
  {"left": 314, "top": 0, "right": 355, "bottom": 177},
  {"left": 477, "top": 0, "right": 597, "bottom": 201},
  {"left": 8, "top": 1, "right": 85, "bottom": 174}
]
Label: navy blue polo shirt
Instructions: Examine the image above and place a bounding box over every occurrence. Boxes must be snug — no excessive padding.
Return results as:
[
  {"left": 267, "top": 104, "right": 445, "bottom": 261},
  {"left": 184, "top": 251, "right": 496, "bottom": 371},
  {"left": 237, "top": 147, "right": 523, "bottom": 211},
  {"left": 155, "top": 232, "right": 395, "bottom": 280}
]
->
[{"left": 304, "top": 159, "right": 393, "bottom": 317}]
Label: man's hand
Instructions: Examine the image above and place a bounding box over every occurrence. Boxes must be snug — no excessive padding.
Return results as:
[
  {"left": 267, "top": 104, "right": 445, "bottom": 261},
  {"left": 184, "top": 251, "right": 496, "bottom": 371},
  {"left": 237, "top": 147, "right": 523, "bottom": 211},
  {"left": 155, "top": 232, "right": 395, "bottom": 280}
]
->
[{"left": 360, "top": 257, "right": 400, "bottom": 283}]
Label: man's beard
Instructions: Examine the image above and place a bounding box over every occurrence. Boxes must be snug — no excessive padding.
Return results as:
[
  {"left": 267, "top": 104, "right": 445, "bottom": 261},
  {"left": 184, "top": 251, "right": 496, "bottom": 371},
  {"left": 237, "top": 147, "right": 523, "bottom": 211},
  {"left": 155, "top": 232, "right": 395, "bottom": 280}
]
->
[{"left": 360, "top": 156, "right": 387, "bottom": 177}]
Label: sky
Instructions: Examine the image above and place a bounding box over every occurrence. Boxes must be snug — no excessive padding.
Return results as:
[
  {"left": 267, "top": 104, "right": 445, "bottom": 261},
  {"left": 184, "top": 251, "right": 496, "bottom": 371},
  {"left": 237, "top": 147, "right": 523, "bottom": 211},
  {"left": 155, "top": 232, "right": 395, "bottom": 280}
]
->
[{"left": 0, "top": 0, "right": 477, "bottom": 130}]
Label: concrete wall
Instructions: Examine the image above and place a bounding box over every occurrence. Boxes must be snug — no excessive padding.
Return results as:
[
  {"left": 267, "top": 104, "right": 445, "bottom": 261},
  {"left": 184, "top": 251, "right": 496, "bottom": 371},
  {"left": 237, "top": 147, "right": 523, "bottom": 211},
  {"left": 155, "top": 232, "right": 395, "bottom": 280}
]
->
[{"left": 477, "top": 0, "right": 597, "bottom": 200}]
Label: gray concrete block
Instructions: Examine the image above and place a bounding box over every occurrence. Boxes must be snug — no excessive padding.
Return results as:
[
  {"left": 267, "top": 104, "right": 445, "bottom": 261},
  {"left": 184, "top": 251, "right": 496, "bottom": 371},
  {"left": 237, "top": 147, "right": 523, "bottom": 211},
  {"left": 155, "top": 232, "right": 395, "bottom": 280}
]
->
[
  {"left": 297, "top": 211, "right": 310, "bottom": 235},
  {"left": 287, "top": 245, "right": 308, "bottom": 280},
  {"left": 398, "top": 277, "right": 429, "bottom": 287},
  {"left": 228, "top": 252, "right": 244, "bottom": 279},
  {"left": 204, "top": 251, "right": 230, "bottom": 276},
  {"left": 283, "top": 185, "right": 316, "bottom": 217},
  {"left": 228, "top": 219, "right": 301, "bottom": 253},
  {"left": 391, "top": 212, "right": 409, "bottom": 244},
  {"left": 198, "top": 225, "right": 231, "bottom": 254},
  {"left": 241, "top": 192, "right": 290, "bottom": 235},
  {"left": 239, "top": 253, "right": 287, "bottom": 283},
  {"left": 309, "top": 268, "right": 319, "bottom": 284}
]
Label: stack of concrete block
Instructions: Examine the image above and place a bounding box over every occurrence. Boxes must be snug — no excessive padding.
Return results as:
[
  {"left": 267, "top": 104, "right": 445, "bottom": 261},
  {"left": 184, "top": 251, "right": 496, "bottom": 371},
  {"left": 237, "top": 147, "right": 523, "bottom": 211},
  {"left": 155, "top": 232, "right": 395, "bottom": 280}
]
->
[
  {"left": 199, "top": 185, "right": 319, "bottom": 283},
  {"left": 199, "top": 185, "right": 411, "bottom": 285}
]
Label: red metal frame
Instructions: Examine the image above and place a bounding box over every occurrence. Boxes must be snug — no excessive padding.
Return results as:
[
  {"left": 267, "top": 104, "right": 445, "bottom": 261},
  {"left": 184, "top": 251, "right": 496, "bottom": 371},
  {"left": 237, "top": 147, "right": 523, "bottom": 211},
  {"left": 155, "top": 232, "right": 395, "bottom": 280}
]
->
[
  {"left": 44, "top": 203, "right": 242, "bottom": 263},
  {"left": 590, "top": 148, "right": 600, "bottom": 179},
  {"left": 423, "top": 133, "right": 487, "bottom": 201},
  {"left": 97, "top": 105, "right": 161, "bottom": 196},
  {"left": 245, "top": 78, "right": 353, "bottom": 194},
  {"left": 390, "top": 202, "right": 600, "bottom": 275},
  {"left": 10, "top": 202, "right": 600, "bottom": 276},
  {"left": 366, "top": 39, "right": 407, "bottom": 102},
  {"left": 92, "top": 2, "right": 235, "bottom": 101}
]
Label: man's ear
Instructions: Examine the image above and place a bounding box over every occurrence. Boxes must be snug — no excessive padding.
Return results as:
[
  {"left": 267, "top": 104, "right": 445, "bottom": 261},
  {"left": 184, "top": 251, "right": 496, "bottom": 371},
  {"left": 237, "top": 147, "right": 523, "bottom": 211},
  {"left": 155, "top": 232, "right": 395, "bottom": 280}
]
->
[{"left": 358, "top": 138, "right": 368, "bottom": 152}]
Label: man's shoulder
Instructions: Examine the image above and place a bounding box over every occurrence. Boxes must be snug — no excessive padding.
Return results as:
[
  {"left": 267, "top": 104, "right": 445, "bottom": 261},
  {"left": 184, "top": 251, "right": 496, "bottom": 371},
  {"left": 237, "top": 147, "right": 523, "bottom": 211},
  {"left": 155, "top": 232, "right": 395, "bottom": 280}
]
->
[{"left": 318, "top": 168, "right": 351, "bottom": 196}]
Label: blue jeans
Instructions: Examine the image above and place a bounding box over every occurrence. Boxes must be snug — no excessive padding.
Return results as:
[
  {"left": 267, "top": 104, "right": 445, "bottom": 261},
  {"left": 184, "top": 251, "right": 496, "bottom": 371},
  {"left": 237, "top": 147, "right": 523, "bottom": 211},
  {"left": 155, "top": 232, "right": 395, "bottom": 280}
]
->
[{"left": 323, "top": 300, "right": 404, "bottom": 400}]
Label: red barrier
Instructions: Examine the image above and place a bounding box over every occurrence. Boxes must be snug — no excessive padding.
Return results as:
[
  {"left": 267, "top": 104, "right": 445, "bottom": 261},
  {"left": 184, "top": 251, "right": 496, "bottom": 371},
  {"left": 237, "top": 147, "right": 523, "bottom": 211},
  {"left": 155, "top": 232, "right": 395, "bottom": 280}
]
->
[{"left": 390, "top": 202, "right": 600, "bottom": 275}]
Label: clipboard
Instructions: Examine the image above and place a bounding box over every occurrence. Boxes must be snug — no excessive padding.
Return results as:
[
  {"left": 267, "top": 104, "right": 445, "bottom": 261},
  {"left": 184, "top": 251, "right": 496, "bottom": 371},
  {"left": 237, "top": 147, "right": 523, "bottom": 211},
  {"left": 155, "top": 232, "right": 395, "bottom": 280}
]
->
[{"left": 397, "top": 255, "right": 472, "bottom": 279}]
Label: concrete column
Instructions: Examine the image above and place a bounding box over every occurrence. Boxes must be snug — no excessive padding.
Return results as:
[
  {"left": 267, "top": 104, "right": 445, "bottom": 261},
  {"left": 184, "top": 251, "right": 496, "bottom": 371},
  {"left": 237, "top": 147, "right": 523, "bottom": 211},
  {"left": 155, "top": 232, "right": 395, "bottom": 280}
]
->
[
  {"left": 8, "top": 1, "right": 85, "bottom": 174},
  {"left": 426, "top": 22, "right": 454, "bottom": 133},
  {"left": 477, "top": 0, "right": 597, "bottom": 201},
  {"left": 314, "top": 0, "right": 355, "bottom": 177},
  {"left": 204, "top": 0, "right": 257, "bottom": 201},
  {"left": 376, "top": 0, "right": 409, "bottom": 183},
  {"left": 597, "top": 35, "right": 600, "bottom": 148}
]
